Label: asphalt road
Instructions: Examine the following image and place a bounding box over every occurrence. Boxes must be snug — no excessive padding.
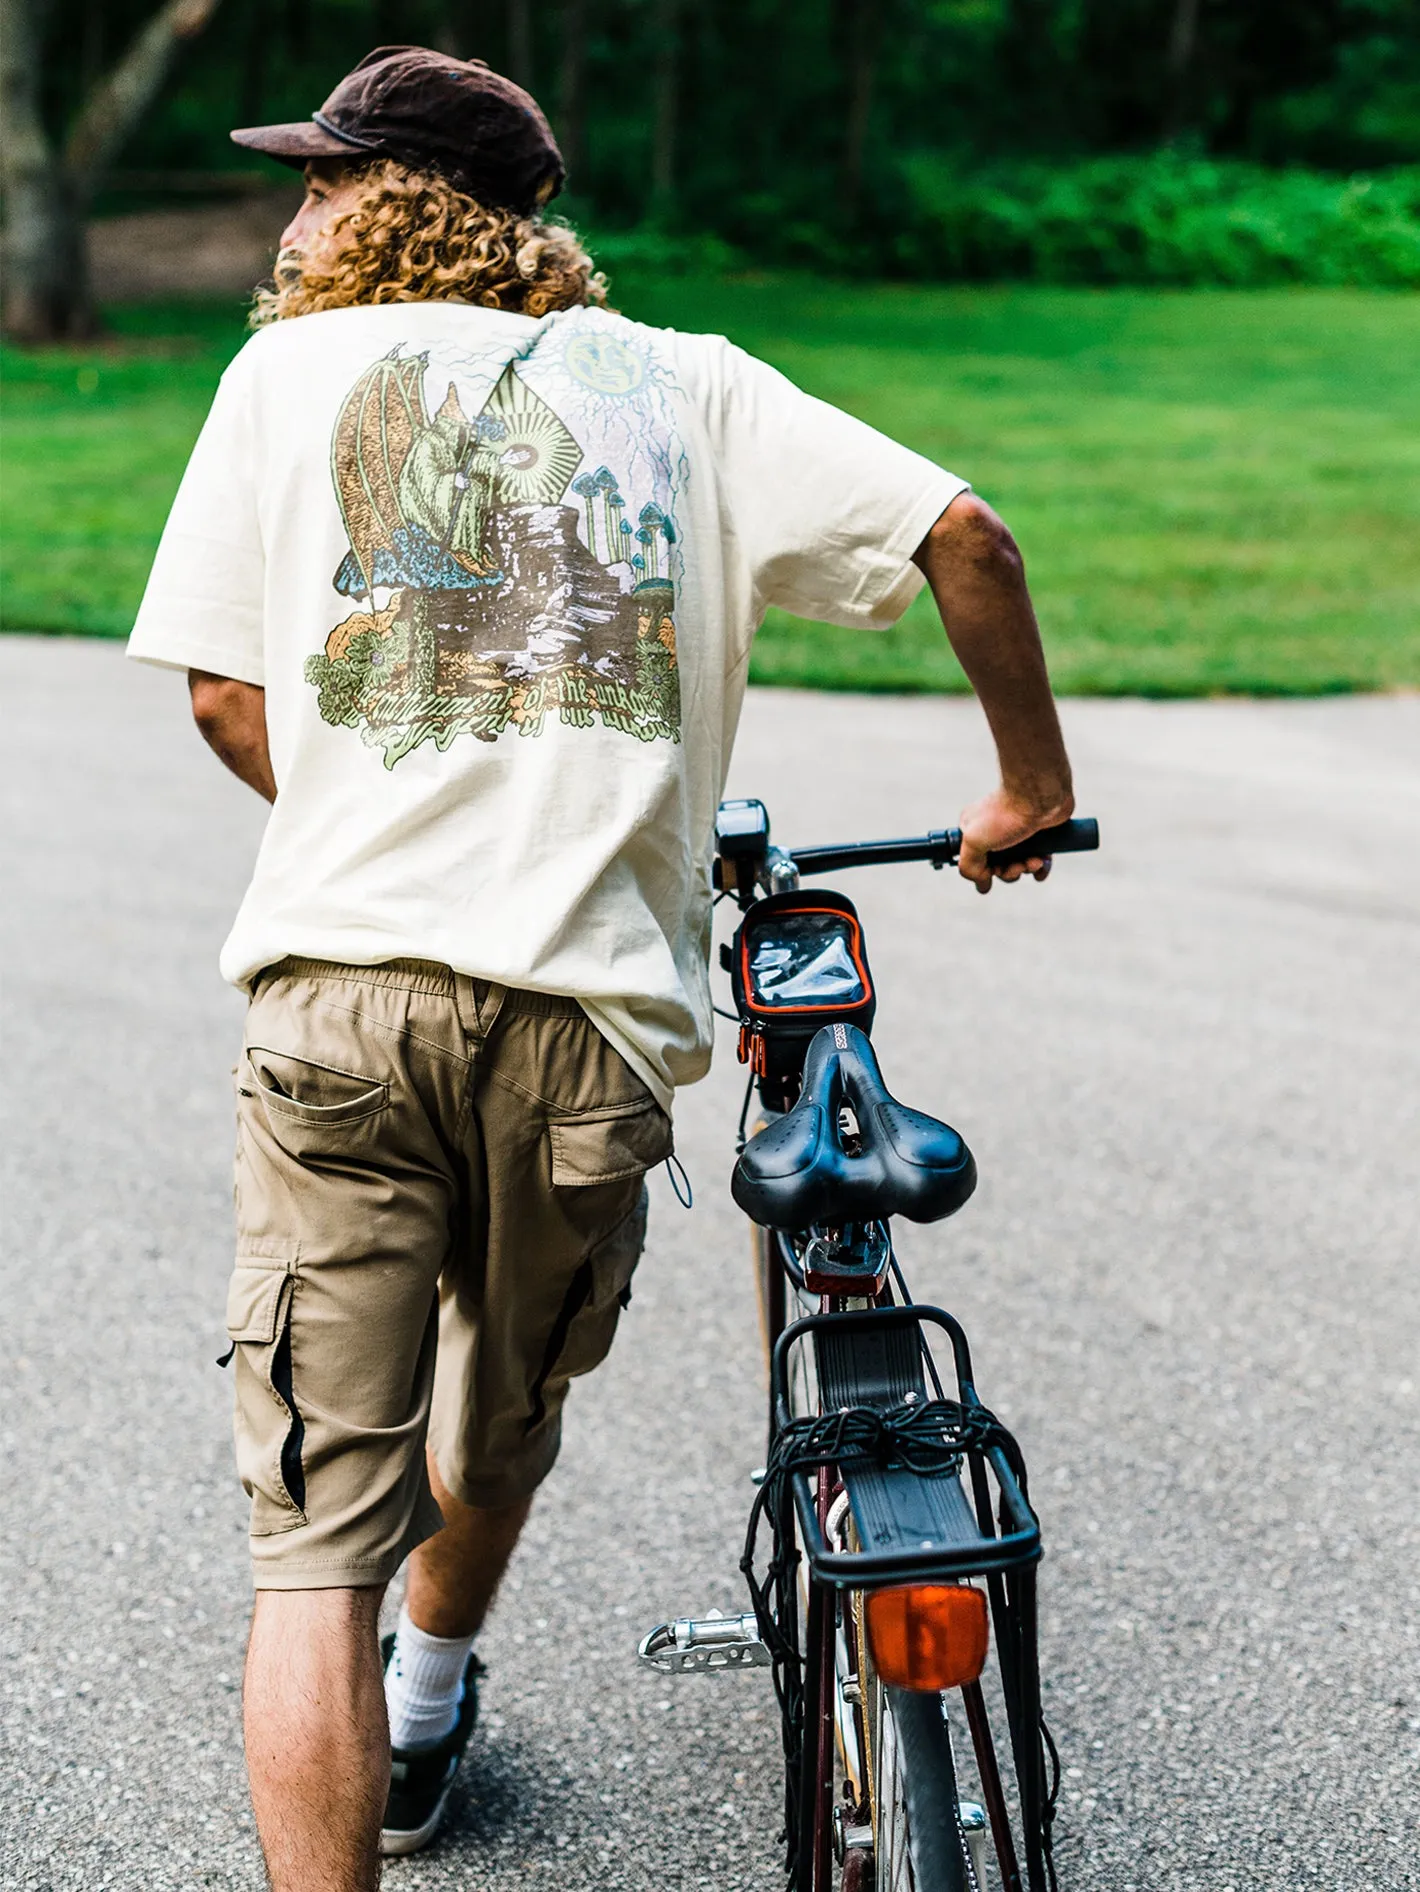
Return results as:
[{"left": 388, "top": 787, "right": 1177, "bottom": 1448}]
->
[{"left": 3, "top": 635, "right": 1418, "bottom": 1891}]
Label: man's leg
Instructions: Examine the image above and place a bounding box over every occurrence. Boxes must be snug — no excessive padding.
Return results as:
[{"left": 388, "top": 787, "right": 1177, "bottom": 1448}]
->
[
  {"left": 404, "top": 1448, "right": 533, "bottom": 1637},
  {"left": 244, "top": 1586, "right": 388, "bottom": 1892},
  {"left": 380, "top": 1454, "right": 531, "bottom": 1759}
]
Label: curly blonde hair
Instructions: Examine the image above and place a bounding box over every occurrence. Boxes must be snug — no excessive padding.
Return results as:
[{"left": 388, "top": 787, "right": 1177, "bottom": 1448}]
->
[{"left": 251, "top": 160, "right": 607, "bottom": 326}]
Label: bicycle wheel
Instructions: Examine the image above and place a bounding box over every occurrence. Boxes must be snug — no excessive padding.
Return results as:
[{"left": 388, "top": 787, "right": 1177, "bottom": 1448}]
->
[
  {"left": 867, "top": 1680, "right": 974, "bottom": 1892},
  {"left": 751, "top": 1217, "right": 787, "bottom": 1375}
]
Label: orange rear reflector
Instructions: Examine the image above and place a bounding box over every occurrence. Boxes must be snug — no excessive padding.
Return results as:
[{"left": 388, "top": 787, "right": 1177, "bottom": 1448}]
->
[{"left": 865, "top": 1583, "right": 989, "bottom": 1692}]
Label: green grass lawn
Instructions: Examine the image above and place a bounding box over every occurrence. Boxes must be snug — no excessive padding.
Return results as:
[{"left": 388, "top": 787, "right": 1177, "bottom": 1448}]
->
[{"left": 3, "top": 280, "right": 1418, "bottom": 693}]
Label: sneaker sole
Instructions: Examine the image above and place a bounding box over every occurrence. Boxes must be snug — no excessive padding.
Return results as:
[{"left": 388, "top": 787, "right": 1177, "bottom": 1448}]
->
[{"left": 379, "top": 1781, "right": 452, "bottom": 1857}]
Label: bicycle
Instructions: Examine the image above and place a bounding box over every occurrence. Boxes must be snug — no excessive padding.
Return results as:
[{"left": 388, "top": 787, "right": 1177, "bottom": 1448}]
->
[{"left": 639, "top": 799, "right": 1100, "bottom": 1891}]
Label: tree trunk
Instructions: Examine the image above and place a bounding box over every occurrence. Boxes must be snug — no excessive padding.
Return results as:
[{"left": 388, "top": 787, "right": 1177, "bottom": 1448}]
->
[
  {"left": 842, "top": 0, "right": 881, "bottom": 225},
  {"left": 436, "top": 2, "right": 499, "bottom": 63},
  {"left": 1, "top": 0, "right": 223, "bottom": 341},
  {"left": 80, "top": 0, "right": 105, "bottom": 93},
  {"left": 65, "top": 0, "right": 224, "bottom": 196},
  {"left": 1163, "top": 0, "right": 1201, "bottom": 138},
  {"left": 1001, "top": 0, "right": 1058, "bottom": 137},
  {"left": 0, "top": 0, "right": 93, "bottom": 338},
  {"left": 432, "top": 4, "right": 463, "bottom": 57},
  {"left": 241, "top": 0, "right": 270, "bottom": 126},
  {"left": 507, "top": 0, "right": 532, "bottom": 87},
  {"left": 650, "top": 0, "right": 679, "bottom": 218},
  {"left": 284, "top": 0, "right": 310, "bottom": 59},
  {"left": 557, "top": 0, "right": 588, "bottom": 184}
]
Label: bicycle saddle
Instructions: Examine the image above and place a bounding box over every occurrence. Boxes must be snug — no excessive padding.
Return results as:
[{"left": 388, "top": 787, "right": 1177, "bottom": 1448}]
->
[{"left": 731, "top": 1024, "right": 977, "bottom": 1231}]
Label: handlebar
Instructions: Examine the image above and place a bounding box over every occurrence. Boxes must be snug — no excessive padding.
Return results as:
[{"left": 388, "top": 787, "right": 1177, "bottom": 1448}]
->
[{"left": 788, "top": 817, "right": 1099, "bottom": 879}]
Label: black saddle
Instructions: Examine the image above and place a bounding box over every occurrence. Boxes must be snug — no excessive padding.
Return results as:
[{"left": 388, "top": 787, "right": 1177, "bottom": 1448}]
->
[{"left": 731, "top": 1024, "right": 977, "bottom": 1231}]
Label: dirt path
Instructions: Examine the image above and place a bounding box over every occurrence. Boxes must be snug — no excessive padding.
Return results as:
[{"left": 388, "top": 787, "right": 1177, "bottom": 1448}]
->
[{"left": 88, "top": 193, "right": 300, "bottom": 301}]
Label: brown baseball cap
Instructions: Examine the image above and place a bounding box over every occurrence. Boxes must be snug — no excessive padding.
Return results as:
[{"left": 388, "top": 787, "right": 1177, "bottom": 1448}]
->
[{"left": 231, "top": 45, "right": 565, "bottom": 215}]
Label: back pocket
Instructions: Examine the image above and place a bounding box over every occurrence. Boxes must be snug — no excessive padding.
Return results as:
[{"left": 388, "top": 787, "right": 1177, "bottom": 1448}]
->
[{"left": 244, "top": 1047, "right": 388, "bottom": 1126}]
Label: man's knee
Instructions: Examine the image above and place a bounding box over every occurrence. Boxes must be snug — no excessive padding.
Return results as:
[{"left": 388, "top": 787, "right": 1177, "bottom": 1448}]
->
[{"left": 250, "top": 1582, "right": 386, "bottom": 1641}]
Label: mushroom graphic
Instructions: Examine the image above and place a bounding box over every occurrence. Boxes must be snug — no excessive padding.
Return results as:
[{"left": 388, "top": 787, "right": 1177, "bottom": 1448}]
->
[{"left": 572, "top": 471, "right": 603, "bottom": 558}]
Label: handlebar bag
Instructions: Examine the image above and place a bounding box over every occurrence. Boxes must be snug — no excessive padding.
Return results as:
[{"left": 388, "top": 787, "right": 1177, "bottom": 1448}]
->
[{"left": 729, "top": 890, "right": 876, "bottom": 1094}]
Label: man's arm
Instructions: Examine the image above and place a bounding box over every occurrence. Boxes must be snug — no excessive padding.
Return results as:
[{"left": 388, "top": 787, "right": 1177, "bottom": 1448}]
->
[
  {"left": 913, "top": 492, "right": 1074, "bottom": 893},
  {"left": 189, "top": 670, "right": 276, "bottom": 802}
]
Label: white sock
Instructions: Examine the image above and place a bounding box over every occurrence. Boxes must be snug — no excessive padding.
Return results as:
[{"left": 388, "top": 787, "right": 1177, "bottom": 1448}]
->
[{"left": 384, "top": 1606, "right": 476, "bottom": 1751}]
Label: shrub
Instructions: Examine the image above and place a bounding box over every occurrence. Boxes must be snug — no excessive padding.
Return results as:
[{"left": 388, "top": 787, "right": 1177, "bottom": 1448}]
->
[{"left": 888, "top": 154, "right": 1420, "bottom": 287}]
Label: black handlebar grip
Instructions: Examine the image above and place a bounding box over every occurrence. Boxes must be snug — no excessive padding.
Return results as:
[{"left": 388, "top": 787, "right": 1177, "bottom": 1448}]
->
[{"left": 983, "top": 817, "right": 1099, "bottom": 869}]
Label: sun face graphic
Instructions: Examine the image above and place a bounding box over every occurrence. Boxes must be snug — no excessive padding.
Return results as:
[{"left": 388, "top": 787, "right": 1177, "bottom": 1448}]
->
[{"left": 564, "top": 333, "right": 646, "bottom": 397}]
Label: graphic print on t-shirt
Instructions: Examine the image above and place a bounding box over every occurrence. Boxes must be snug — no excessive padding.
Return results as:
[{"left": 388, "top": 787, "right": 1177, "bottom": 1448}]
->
[{"left": 304, "top": 341, "right": 681, "bottom": 766}]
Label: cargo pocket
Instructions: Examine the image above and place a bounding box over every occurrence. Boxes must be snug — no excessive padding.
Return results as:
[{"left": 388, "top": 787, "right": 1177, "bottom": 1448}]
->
[
  {"left": 524, "top": 1190, "right": 650, "bottom": 1434},
  {"left": 227, "top": 1245, "right": 307, "bottom": 1534},
  {"left": 548, "top": 1099, "right": 672, "bottom": 1187}
]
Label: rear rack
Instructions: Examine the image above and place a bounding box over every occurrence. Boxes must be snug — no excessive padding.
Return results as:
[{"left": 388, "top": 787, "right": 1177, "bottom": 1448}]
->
[{"left": 770, "top": 1304, "right": 1041, "bottom": 1587}]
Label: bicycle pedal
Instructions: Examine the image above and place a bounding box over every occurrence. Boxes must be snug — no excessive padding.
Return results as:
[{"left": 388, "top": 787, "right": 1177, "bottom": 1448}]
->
[{"left": 637, "top": 1611, "right": 771, "bottom": 1675}]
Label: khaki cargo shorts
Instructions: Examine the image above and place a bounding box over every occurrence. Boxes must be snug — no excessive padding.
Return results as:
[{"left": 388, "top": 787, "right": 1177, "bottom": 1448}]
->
[{"left": 228, "top": 958, "right": 672, "bottom": 1590}]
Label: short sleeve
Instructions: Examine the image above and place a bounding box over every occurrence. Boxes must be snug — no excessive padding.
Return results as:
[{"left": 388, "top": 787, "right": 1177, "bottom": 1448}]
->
[
  {"left": 711, "top": 341, "right": 969, "bottom": 629},
  {"left": 127, "top": 350, "right": 265, "bottom": 685}
]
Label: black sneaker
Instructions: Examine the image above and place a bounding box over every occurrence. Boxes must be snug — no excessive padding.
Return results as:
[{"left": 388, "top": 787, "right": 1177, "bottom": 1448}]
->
[{"left": 379, "top": 1632, "right": 485, "bottom": 1856}]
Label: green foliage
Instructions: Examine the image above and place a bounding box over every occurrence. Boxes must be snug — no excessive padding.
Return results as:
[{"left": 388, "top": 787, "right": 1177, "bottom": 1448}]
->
[
  {"left": 887, "top": 155, "right": 1420, "bottom": 287},
  {"left": 46, "top": 1, "right": 1420, "bottom": 265},
  {"left": 3, "top": 279, "right": 1419, "bottom": 697},
  {"left": 613, "top": 153, "right": 1420, "bottom": 287},
  {"left": 589, "top": 228, "right": 748, "bottom": 280}
]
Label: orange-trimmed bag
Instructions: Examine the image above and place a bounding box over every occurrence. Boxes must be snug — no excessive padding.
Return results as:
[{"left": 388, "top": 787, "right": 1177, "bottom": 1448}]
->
[{"left": 728, "top": 890, "right": 876, "bottom": 1107}]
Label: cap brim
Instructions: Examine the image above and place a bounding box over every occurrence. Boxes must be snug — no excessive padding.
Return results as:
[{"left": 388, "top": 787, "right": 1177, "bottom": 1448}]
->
[{"left": 230, "top": 121, "right": 363, "bottom": 168}]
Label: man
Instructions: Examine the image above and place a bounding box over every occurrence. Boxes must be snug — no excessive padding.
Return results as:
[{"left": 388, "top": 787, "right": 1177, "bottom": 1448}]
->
[{"left": 128, "top": 45, "right": 1074, "bottom": 1892}]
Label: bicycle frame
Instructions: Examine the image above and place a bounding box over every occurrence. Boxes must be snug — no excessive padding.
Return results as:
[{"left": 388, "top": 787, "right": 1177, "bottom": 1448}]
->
[
  {"left": 755, "top": 1246, "right": 1055, "bottom": 1892},
  {"left": 719, "top": 803, "right": 1093, "bottom": 1892},
  {"left": 630, "top": 805, "right": 1092, "bottom": 1886}
]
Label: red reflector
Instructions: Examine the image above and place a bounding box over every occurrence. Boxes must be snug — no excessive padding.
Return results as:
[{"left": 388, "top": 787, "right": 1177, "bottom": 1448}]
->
[{"left": 865, "top": 1583, "right": 989, "bottom": 1692}]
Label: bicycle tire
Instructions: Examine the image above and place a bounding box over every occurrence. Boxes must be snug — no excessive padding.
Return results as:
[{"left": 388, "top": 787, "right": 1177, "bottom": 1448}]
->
[
  {"left": 747, "top": 1103, "right": 790, "bottom": 1376},
  {"left": 751, "top": 1218, "right": 785, "bottom": 1376},
  {"left": 872, "top": 1685, "right": 973, "bottom": 1892},
  {"left": 748, "top": 1178, "right": 971, "bottom": 1891}
]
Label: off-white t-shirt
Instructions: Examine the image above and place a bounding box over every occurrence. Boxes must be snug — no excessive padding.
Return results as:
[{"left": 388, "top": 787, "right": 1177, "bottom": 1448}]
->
[{"left": 129, "top": 301, "right": 966, "bottom": 1110}]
